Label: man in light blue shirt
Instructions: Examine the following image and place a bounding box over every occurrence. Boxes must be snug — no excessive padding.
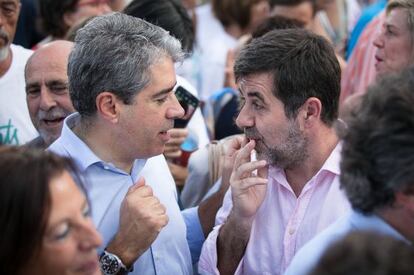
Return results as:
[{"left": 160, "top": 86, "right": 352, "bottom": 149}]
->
[
  {"left": 49, "top": 13, "right": 205, "bottom": 275},
  {"left": 285, "top": 68, "right": 414, "bottom": 275}
]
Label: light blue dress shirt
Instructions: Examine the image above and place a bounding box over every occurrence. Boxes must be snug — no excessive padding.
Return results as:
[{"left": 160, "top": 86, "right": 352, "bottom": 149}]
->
[
  {"left": 284, "top": 209, "right": 408, "bottom": 275},
  {"left": 49, "top": 113, "right": 204, "bottom": 275}
]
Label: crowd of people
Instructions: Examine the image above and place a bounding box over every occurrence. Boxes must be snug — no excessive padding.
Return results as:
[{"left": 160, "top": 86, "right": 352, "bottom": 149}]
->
[{"left": 1, "top": 0, "right": 414, "bottom": 274}]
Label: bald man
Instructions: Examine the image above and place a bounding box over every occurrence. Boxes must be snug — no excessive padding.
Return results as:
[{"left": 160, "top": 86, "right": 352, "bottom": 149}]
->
[{"left": 25, "top": 40, "right": 75, "bottom": 148}]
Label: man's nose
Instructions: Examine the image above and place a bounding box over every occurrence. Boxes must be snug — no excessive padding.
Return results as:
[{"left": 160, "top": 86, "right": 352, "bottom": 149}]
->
[
  {"left": 167, "top": 93, "right": 185, "bottom": 119},
  {"left": 39, "top": 89, "right": 57, "bottom": 111},
  {"left": 235, "top": 106, "right": 254, "bottom": 129}
]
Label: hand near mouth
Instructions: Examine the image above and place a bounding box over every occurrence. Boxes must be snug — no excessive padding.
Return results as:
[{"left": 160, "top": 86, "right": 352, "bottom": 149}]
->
[{"left": 230, "top": 139, "right": 268, "bottom": 223}]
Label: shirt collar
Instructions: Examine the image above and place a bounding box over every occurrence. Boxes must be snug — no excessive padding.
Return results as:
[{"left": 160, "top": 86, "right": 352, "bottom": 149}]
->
[
  {"left": 318, "top": 142, "right": 341, "bottom": 176},
  {"left": 57, "top": 113, "right": 147, "bottom": 174}
]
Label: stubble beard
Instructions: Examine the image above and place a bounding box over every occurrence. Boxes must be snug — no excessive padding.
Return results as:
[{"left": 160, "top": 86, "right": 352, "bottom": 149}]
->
[{"left": 247, "top": 122, "right": 309, "bottom": 169}]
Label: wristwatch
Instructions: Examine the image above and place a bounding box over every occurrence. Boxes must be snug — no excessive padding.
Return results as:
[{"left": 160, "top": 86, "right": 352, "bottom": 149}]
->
[{"left": 99, "top": 250, "right": 129, "bottom": 275}]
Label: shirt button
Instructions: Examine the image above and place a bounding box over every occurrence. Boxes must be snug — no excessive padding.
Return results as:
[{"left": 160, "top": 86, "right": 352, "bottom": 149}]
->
[{"left": 289, "top": 228, "right": 295, "bottom": 235}]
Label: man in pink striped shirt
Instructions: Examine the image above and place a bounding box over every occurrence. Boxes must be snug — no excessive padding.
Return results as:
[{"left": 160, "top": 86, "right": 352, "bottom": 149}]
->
[{"left": 198, "top": 29, "right": 350, "bottom": 275}]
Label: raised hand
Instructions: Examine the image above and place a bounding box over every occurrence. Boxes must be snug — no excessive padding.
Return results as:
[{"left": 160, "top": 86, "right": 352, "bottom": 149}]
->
[
  {"left": 230, "top": 139, "right": 268, "bottom": 222},
  {"left": 106, "top": 177, "right": 168, "bottom": 267},
  {"left": 163, "top": 128, "right": 189, "bottom": 159}
]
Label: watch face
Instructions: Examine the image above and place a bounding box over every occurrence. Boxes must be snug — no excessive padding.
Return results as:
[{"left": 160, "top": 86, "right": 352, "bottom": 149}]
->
[{"left": 100, "top": 253, "right": 120, "bottom": 275}]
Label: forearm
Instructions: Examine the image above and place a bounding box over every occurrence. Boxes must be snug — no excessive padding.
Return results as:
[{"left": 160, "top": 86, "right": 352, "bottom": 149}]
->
[
  {"left": 106, "top": 234, "right": 146, "bottom": 268},
  {"left": 217, "top": 212, "right": 252, "bottom": 274},
  {"left": 198, "top": 188, "right": 227, "bottom": 238}
]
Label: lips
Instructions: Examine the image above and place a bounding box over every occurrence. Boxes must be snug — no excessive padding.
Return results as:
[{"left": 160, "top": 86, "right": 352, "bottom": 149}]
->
[
  {"left": 375, "top": 55, "right": 384, "bottom": 65},
  {"left": 42, "top": 117, "right": 65, "bottom": 127}
]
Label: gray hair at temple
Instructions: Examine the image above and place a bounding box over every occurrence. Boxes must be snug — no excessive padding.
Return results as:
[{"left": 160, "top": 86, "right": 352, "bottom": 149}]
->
[{"left": 68, "top": 12, "right": 184, "bottom": 117}]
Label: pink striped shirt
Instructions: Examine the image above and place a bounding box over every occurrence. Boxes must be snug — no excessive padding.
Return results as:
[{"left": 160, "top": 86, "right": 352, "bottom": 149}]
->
[
  {"left": 340, "top": 11, "right": 385, "bottom": 104},
  {"left": 198, "top": 144, "right": 350, "bottom": 275}
]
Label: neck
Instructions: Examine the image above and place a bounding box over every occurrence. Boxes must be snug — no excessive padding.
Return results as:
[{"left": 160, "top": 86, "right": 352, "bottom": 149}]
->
[
  {"left": 0, "top": 47, "right": 12, "bottom": 77},
  {"left": 285, "top": 126, "right": 339, "bottom": 197},
  {"left": 378, "top": 207, "right": 414, "bottom": 243},
  {"left": 73, "top": 117, "right": 134, "bottom": 173}
]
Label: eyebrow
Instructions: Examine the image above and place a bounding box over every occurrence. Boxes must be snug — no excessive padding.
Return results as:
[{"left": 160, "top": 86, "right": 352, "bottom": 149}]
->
[
  {"left": 246, "top": 91, "right": 266, "bottom": 103},
  {"left": 25, "top": 80, "right": 68, "bottom": 92},
  {"left": 45, "top": 80, "right": 68, "bottom": 87},
  {"left": 152, "top": 82, "right": 177, "bottom": 98}
]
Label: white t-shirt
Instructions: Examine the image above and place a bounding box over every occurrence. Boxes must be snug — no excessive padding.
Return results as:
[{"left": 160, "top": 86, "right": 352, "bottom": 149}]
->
[
  {"left": 195, "top": 4, "right": 238, "bottom": 101},
  {"left": 0, "top": 44, "right": 38, "bottom": 145}
]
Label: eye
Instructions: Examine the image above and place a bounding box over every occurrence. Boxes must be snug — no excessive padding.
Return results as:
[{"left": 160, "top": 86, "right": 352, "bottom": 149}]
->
[
  {"left": 53, "top": 222, "right": 70, "bottom": 241},
  {"left": 50, "top": 84, "right": 68, "bottom": 94},
  {"left": 1, "top": 4, "right": 18, "bottom": 17},
  {"left": 82, "top": 204, "right": 91, "bottom": 218},
  {"left": 155, "top": 97, "right": 168, "bottom": 104},
  {"left": 26, "top": 88, "right": 40, "bottom": 98},
  {"left": 252, "top": 100, "right": 264, "bottom": 111},
  {"left": 384, "top": 26, "right": 395, "bottom": 37}
]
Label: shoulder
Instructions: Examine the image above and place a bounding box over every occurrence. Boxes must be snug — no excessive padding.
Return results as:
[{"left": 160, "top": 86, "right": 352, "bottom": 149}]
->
[
  {"left": 11, "top": 44, "right": 33, "bottom": 62},
  {"left": 286, "top": 214, "right": 353, "bottom": 275}
]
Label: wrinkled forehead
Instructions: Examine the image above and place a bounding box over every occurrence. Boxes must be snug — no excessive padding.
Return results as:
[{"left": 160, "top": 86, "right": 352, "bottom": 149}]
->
[{"left": 238, "top": 72, "right": 274, "bottom": 96}]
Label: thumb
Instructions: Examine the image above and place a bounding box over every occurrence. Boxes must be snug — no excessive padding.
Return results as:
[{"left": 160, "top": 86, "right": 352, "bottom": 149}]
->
[{"left": 128, "top": 177, "right": 146, "bottom": 193}]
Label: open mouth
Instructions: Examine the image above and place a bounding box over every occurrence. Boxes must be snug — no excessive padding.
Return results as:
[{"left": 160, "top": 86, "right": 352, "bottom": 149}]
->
[
  {"left": 42, "top": 117, "right": 65, "bottom": 126},
  {"left": 375, "top": 55, "right": 383, "bottom": 63}
]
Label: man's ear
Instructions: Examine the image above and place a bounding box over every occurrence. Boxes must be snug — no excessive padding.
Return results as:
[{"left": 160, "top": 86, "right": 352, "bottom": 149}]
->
[
  {"left": 298, "top": 97, "right": 322, "bottom": 128},
  {"left": 95, "top": 92, "right": 120, "bottom": 124}
]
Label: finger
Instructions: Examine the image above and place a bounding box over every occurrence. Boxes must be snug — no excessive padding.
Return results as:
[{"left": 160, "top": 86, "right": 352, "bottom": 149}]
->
[
  {"left": 233, "top": 140, "right": 256, "bottom": 169},
  {"left": 165, "top": 137, "right": 187, "bottom": 146},
  {"left": 127, "top": 177, "right": 146, "bottom": 193},
  {"left": 222, "top": 135, "right": 245, "bottom": 156},
  {"left": 133, "top": 184, "right": 154, "bottom": 197},
  {"left": 236, "top": 177, "right": 268, "bottom": 190},
  {"left": 168, "top": 128, "right": 188, "bottom": 139},
  {"left": 164, "top": 150, "right": 182, "bottom": 159},
  {"left": 234, "top": 160, "right": 267, "bottom": 179},
  {"left": 159, "top": 214, "right": 169, "bottom": 229},
  {"left": 152, "top": 203, "right": 167, "bottom": 215}
]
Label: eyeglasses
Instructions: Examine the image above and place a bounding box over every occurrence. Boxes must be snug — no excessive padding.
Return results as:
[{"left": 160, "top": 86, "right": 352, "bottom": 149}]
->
[{"left": 76, "top": 0, "right": 110, "bottom": 8}]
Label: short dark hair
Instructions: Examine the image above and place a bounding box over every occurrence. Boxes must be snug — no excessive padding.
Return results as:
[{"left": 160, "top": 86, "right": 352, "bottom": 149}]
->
[
  {"left": 68, "top": 13, "right": 183, "bottom": 117},
  {"left": 234, "top": 28, "right": 340, "bottom": 125},
  {"left": 0, "top": 147, "right": 82, "bottom": 275},
  {"left": 38, "top": 0, "right": 79, "bottom": 38},
  {"left": 212, "top": 0, "right": 261, "bottom": 30},
  {"left": 310, "top": 231, "right": 414, "bottom": 275},
  {"left": 270, "top": 0, "right": 316, "bottom": 12},
  {"left": 340, "top": 68, "right": 414, "bottom": 214},
  {"left": 123, "top": 0, "right": 195, "bottom": 54},
  {"left": 252, "top": 15, "right": 304, "bottom": 38}
]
